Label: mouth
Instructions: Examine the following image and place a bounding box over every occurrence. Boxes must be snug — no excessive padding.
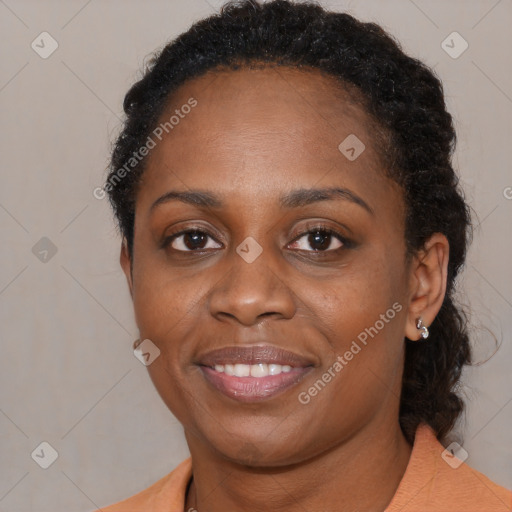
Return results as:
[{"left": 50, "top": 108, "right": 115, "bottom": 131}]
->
[{"left": 197, "top": 345, "right": 315, "bottom": 403}]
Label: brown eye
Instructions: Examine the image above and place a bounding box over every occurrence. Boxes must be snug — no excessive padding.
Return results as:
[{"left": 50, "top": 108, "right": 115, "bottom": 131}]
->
[
  {"left": 288, "top": 228, "right": 346, "bottom": 252},
  {"left": 164, "top": 230, "right": 222, "bottom": 252}
]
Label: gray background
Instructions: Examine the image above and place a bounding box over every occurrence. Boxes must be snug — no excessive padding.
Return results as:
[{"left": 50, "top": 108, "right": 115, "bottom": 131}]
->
[{"left": 0, "top": 0, "right": 511, "bottom": 510}]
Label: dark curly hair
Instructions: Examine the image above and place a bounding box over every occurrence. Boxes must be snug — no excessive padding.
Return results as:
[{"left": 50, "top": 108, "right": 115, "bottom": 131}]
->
[{"left": 105, "top": 0, "right": 472, "bottom": 444}]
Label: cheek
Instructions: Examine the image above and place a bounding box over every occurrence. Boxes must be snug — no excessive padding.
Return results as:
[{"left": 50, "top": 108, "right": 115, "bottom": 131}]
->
[
  {"left": 133, "top": 277, "right": 204, "bottom": 346},
  {"left": 305, "top": 254, "right": 405, "bottom": 344},
  {"left": 303, "top": 250, "right": 407, "bottom": 396},
  {"left": 130, "top": 252, "right": 210, "bottom": 422},
  {"left": 291, "top": 273, "right": 406, "bottom": 443},
  {"left": 130, "top": 246, "right": 207, "bottom": 358}
]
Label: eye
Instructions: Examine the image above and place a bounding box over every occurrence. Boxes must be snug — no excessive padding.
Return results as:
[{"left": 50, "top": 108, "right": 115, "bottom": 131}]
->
[
  {"left": 162, "top": 229, "right": 222, "bottom": 252},
  {"left": 288, "top": 226, "right": 348, "bottom": 252},
  {"left": 162, "top": 224, "right": 351, "bottom": 254}
]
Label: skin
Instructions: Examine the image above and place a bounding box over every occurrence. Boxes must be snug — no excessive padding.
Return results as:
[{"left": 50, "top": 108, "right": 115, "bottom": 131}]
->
[{"left": 120, "top": 66, "right": 449, "bottom": 512}]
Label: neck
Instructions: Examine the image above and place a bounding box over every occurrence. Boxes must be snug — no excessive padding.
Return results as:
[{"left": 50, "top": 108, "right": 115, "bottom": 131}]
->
[{"left": 184, "top": 419, "right": 413, "bottom": 512}]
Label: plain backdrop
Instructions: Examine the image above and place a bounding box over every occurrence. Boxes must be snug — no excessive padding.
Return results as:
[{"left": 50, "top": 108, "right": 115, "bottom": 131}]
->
[{"left": 0, "top": 0, "right": 511, "bottom": 510}]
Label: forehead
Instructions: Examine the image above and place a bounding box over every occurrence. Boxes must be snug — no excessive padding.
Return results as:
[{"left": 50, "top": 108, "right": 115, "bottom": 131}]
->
[
  {"left": 152, "top": 65, "right": 374, "bottom": 163},
  {"left": 136, "top": 65, "right": 400, "bottom": 217}
]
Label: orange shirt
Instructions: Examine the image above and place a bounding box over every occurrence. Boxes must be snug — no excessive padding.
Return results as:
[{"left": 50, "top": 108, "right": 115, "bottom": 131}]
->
[{"left": 96, "top": 423, "right": 511, "bottom": 511}]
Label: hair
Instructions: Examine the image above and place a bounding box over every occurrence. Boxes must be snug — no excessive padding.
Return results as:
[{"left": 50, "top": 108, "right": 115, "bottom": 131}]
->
[{"left": 106, "top": 0, "right": 472, "bottom": 444}]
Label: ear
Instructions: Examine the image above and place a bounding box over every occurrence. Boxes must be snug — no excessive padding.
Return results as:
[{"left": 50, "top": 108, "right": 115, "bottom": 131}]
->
[
  {"left": 120, "top": 237, "right": 133, "bottom": 298},
  {"left": 404, "top": 233, "right": 449, "bottom": 341}
]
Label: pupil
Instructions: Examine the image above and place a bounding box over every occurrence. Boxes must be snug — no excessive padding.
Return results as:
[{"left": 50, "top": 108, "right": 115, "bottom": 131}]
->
[
  {"left": 185, "top": 231, "right": 206, "bottom": 250},
  {"left": 309, "top": 231, "right": 330, "bottom": 251}
]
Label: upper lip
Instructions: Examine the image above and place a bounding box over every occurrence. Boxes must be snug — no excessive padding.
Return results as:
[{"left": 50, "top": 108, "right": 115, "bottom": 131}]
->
[{"left": 197, "top": 345, "right": 315, "bottom": 368}]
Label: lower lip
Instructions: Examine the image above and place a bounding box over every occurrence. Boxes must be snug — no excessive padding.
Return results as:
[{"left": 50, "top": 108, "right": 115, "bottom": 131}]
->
[{"left": 200, "top": 366, "right": 313, "bottom": 402}]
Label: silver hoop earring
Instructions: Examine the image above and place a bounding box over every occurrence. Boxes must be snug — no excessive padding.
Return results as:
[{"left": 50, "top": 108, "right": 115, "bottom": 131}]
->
[{"left": 415, "top": 317, "right": 429, "bottom": 340}]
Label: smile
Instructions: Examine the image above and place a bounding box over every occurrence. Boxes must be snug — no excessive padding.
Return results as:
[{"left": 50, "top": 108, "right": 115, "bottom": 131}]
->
[
  {"left": 197, "top": 345, "right": 315, "bottom": 402},
  {"left": 212, "top": 363, "right": 293, "bottom": 377}
]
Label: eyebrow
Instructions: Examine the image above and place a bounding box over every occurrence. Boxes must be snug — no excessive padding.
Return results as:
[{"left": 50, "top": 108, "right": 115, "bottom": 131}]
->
[
  {"left": 150, "top": 186, "right": 374, "bottom": 215},
  {"left": 279, "top": 187, "right": 374, "bottom": 215}
]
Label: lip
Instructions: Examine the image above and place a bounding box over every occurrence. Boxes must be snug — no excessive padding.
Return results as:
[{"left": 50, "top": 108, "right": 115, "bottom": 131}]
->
[
  {"left": 197, "top": 345, "right": 315, "bottom": 403},
  {"left": 197, "top": 345, "right": 315, "bottom": 367}
]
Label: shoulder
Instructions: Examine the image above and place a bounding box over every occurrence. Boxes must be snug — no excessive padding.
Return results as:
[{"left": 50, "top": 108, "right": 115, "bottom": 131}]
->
[
  {"left": 387, "top": 424, "right": 512, "bottom": 512},
  {"left": 93, "top": 458, "right": 192, "bottom": 512}
]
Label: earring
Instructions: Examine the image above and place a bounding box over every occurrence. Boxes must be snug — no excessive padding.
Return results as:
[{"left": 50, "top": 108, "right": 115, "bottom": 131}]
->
[
  {"left": 415, "top": 317, "right": 429, "bottom": 340},
  {"left": 133, "top": 338, "right": 141, "bottom": 350}
]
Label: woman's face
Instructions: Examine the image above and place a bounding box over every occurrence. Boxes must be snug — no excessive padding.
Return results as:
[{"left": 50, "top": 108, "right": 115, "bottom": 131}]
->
[{"left": 123, "top": 66, "right": 413, "bottom": 466}]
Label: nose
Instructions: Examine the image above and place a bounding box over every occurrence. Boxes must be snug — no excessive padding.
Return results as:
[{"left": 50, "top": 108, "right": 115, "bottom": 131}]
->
[{"left": 207, "top": 242, "right": 296, "bottom": 327}]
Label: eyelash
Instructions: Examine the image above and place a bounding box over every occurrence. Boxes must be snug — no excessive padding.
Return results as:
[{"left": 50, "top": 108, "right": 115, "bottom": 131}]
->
[{"left": 161, "top": 223, "right": 353, "bottom": 254}]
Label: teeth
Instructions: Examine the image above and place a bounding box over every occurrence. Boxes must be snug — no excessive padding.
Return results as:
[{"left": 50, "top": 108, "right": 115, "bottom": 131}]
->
[
  {"left": 250, "top": 363, "right": 268, "bottom": 377},
  {"left": 212, "top": 363, "right": 294, "bottom": 377},
  {"left": 233, "top": 364, "right": 250, "bottom": 377},
  {"left": 268, "top": 364, "right": 280, "bottom": 375}
]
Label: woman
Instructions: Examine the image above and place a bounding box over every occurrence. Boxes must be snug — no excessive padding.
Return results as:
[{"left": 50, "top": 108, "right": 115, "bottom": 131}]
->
[{"left": 96, "top": 1, "right": 511, "bottom": 510}]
